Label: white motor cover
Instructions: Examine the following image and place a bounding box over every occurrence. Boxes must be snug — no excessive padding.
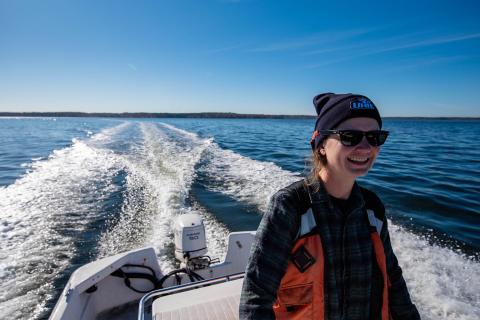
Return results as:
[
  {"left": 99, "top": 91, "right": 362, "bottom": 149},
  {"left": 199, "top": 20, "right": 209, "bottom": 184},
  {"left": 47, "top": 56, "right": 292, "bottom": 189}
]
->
[{"left": 174, "top": 214, "right": 207, "bottom": 262}]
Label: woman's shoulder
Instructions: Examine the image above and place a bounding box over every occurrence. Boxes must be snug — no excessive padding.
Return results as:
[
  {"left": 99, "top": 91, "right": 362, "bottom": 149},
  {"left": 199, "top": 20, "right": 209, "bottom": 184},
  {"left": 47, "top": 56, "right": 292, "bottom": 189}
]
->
[
  {"left": 268, "top": 179, "right": 309, "bottom": 214},
  {"left": 276, "top": 179, "right": 309, "bottom": 202}
]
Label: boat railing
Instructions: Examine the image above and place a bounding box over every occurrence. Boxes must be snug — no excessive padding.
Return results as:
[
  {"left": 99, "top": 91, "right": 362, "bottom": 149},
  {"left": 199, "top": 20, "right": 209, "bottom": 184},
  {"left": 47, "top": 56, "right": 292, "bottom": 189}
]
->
[{"left": 137, "top": 272, "right": 245, "bottom": 320}]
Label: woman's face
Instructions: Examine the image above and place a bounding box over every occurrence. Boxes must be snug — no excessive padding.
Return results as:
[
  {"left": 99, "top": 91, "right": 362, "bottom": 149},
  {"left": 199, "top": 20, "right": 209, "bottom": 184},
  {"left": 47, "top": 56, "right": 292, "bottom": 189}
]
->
[{"left": 322, "top": 117, "right": 381, "bottom": 181}]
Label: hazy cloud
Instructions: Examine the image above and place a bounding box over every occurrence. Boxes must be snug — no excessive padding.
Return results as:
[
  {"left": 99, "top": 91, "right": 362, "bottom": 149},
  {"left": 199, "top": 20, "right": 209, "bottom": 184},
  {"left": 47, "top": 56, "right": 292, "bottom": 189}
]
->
[
  {"left": 383, "top": 55, "right": 472, "bottom": 72},
  {"left": 368, "top": 32, "right": 480, "bottom": 55},
  {"left": 248, "top": 29, "right": 373, "bottom": 53},
  {"left": 302, "top": 31, "right": 480, "bottom": 69}
]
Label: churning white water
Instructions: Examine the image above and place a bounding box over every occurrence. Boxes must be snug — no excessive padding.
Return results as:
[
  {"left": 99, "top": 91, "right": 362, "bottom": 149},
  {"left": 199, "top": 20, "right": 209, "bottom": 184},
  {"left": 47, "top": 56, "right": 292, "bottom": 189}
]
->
[{"left": 0, "top": 121, "right": 478, "bottom": 319}]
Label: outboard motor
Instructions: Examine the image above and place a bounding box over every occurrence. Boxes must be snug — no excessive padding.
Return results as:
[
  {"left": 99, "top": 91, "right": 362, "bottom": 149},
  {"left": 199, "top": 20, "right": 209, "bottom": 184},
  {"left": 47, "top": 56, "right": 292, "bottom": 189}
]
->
[
  {"left": 174, "top": 214, "right": 207, "bottom": 264},
  {"left": 150, "top": 214, "right": 220, "bottom": 289}
]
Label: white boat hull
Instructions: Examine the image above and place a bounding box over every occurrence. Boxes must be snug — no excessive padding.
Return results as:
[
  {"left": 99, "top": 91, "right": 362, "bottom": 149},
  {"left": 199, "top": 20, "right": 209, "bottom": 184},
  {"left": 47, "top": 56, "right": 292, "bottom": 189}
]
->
[{"left": 50, "top": 231, "right": 255, "bottom": 320}]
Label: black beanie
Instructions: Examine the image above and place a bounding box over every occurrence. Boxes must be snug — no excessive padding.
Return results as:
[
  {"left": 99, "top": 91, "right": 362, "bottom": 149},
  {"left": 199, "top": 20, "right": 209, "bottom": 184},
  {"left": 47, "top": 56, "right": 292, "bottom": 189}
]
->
[{"left": 311, "top": 93, "right": 382, "bottom": 150}]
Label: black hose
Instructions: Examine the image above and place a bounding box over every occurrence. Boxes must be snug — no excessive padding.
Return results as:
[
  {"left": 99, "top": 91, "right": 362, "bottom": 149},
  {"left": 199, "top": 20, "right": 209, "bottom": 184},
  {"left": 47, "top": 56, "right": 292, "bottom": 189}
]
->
[
  {"left": 157, "top": 267, "right": 204, "bottom": 288},
  {"left": 110, "top": 260, "right": 207, "bottom": 294},
  {"left": 110, "top": 264, "right": 161, "bottom": 294}
]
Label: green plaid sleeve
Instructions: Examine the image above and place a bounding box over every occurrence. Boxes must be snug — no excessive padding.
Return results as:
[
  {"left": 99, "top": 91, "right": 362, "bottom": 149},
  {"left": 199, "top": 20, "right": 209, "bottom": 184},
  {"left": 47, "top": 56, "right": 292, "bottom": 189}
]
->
[{"left": 239, "top": 189, "right": 300, "bottom": 319}]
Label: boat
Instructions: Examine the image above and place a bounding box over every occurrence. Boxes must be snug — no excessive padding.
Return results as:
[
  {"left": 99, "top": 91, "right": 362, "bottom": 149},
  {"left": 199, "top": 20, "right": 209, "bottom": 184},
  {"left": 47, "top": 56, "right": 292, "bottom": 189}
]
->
[{"left": 49, "top": 214, "right": 255, "bottom": 320}]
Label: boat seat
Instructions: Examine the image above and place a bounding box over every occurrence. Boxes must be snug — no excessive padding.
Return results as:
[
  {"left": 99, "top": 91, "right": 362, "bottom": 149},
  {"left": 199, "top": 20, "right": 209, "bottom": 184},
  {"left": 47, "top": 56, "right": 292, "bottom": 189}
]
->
[{"left": 152, "top": 278, "right": 243, "bottom": 320}]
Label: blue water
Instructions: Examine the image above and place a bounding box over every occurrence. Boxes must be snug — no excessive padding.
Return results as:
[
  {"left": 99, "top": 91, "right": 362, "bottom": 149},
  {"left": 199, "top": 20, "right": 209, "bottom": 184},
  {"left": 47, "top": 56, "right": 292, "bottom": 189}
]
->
[
  {"left": 0, "top": 117, "right": 479, "bottom": 319},
  {"left": 159, "top": 118, "right": 480, "bottom": 249}
]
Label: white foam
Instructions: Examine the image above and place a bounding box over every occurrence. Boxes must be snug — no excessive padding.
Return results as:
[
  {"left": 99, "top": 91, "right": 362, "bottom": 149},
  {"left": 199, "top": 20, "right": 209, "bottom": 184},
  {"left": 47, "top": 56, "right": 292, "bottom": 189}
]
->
[
  {"left": 201, "top": 145, "right": 301, "bottom": 212},
  {"left": 159, "top": 123, "right": 302, "bottom": 212},
  {"left": 160, "top": 122, "right": 200, "bottom": 139},
  {"left": 0, "top": 124, "right": 127, "bottom": 319},
  {"left": 90, "top": 122, "right": 131, "bottom": 142},
  {"left": 389, "top": 222, "right": 479, "bottom": 320}
]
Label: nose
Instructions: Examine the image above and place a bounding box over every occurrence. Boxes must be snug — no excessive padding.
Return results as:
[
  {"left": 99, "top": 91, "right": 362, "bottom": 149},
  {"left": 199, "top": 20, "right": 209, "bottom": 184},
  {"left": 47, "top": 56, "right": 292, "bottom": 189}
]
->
[{"left": 356, "top": 135, "right": 371, "bottom": 150}]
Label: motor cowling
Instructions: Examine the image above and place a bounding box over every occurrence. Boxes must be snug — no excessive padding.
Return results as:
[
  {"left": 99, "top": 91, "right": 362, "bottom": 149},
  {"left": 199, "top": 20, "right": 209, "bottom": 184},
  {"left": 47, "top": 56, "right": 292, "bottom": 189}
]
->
[{"left": 174, "top": 214, "right": 207, "bottom": 263}]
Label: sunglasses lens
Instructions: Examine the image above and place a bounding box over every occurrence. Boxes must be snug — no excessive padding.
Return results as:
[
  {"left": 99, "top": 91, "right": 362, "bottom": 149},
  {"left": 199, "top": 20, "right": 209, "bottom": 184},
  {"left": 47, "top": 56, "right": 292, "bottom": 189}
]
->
[
  {"left": 339, "top": 131, "right": 363, "bottom": 146},
  {"left": 366, "top": 131, "right": 389, "bottom": 146},
  {"left": 377, "top": 131, "right": 388, "bottom": 145}
]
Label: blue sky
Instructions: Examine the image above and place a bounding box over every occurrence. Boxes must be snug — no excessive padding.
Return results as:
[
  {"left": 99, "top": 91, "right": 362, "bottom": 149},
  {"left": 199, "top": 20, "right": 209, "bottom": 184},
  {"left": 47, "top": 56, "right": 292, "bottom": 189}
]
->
[{"left": 1, "top": 0, "right": 479, "bottom": 116}]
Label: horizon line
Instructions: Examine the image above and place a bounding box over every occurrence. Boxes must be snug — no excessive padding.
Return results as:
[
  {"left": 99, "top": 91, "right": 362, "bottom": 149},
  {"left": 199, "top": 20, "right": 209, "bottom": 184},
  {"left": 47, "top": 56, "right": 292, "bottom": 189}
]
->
[{"left": 0, "top": 112, "right": 479, "bottom": 120}]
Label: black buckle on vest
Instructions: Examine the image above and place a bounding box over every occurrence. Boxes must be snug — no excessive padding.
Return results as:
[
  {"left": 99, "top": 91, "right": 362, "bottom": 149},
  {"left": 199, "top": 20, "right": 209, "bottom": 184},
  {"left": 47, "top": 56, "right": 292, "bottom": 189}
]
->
[
  {"left": 291, "top": 245, "right": 315, "bottom": 273},
  {"left": 286, "top": 306, "right": 298, "bottom": 312}
]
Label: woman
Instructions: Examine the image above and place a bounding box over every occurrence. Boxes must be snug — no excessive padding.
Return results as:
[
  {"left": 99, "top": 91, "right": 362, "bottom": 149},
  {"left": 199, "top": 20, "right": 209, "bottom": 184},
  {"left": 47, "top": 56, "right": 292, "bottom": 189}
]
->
[{"left": 239, "top": 93, "right": 420, "bottom": 320}]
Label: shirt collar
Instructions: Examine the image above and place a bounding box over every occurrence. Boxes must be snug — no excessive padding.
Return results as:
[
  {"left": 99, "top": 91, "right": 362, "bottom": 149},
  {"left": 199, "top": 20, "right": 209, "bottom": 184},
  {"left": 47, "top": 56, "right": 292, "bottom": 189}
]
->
[{"left": 306, "top": 177, "right": 365, "bottom": 211}]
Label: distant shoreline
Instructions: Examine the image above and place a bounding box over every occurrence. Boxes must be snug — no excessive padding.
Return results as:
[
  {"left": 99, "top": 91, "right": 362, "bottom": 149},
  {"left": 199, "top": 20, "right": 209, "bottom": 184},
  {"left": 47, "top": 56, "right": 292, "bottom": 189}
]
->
[{"left": 0, "top": 112, "right": 478, "bottom": 120}]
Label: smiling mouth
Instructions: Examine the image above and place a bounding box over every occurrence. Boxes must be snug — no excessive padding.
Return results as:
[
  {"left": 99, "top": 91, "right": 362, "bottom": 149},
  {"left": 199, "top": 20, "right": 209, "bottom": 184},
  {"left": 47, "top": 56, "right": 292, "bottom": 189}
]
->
[{"left": 347, "top": 156, "right": 370, "bottom": 165}]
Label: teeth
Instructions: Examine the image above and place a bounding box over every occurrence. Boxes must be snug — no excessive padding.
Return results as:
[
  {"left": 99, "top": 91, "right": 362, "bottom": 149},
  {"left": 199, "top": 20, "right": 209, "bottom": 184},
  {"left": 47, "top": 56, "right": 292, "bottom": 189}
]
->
[{"left": 348, "top": 156, "right": 368, "bottom": 162}]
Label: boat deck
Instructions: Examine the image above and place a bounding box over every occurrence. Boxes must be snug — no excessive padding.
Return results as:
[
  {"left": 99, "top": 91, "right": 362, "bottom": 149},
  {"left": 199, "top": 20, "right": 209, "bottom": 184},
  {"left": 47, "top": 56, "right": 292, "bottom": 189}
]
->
[{"left": 152, "top": 278, "right": 243, "bottom": 320}]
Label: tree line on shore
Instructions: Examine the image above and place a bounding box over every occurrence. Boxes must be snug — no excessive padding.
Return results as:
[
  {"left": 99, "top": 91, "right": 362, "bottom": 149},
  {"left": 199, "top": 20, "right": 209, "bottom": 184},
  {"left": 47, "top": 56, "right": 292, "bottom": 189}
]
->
[
  {"left": 0, "top": 112, "right": 314, "bottom": 119},
  {"left": 0, "top": 112, "right": 477, "bottom": 120}
]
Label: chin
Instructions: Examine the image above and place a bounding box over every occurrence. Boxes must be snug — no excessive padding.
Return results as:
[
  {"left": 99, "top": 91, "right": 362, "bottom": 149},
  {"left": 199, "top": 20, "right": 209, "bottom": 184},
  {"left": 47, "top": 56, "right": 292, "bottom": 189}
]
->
[
  {"left": 346, "top": 164, "right": 373, "bottom": 178},
  {"left": 352, "top": 170, "right": 370, "bottom": 178}
]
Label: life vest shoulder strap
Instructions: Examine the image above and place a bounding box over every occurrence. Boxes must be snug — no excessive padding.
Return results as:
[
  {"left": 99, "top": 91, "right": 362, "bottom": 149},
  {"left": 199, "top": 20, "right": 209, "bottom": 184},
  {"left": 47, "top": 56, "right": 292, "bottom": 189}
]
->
[
  {"left": 359, "top": 186, "right": 386, "bottom": 235},
  {"left": 283, "top": 179, "right": 316, "bottom": 238},
  {"left": 298, "top": 208, "right": 316, "bottom": 238}
]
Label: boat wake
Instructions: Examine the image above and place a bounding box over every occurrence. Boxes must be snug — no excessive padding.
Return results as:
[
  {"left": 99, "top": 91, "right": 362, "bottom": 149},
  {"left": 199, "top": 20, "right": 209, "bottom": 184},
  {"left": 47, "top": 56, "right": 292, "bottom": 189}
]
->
[
  {"left": 96, "top": 123, "right": 230, "bottom": 272},
  {"left": 0, "top": 121, "right": 478, "bottom": 320}
]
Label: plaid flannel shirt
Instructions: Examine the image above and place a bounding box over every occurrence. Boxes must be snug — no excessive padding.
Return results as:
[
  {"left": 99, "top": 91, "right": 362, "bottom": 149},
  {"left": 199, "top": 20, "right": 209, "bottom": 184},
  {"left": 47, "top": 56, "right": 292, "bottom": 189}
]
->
[{"left": 239, "top": 179, "right": 420, "bottom": 320}]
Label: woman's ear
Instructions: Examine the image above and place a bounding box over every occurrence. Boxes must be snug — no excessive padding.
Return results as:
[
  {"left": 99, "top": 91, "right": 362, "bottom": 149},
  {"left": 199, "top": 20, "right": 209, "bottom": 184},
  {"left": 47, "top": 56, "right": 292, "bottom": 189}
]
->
[{"left": 319, "top": 148, "right": 326, "bottom": 156}]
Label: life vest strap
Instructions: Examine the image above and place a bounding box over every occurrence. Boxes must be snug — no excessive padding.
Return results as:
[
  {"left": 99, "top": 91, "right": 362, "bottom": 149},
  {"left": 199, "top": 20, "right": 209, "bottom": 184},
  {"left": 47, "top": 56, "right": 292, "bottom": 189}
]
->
[
  {"left": 367, "top": 209, "right": 383, "bottom": 234},
  {"left": 371, "top": 232, "right": 390, "bottom": 320},
  {"left": 297, "top": 208, "right": 316, "bottom": 238}
]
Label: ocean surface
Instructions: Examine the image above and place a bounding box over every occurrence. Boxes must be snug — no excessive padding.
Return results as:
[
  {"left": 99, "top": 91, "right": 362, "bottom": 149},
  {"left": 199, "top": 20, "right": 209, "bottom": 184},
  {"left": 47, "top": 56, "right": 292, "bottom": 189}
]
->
[{"left": 0, "top": 117, "right": 478, "bottom": 319}]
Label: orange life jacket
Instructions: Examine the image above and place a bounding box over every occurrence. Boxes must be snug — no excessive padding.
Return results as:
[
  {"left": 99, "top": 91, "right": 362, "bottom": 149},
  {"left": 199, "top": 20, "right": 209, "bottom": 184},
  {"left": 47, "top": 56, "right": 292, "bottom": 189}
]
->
[{"left": 273, "top": 190, "right": 390, "bottom": 320}]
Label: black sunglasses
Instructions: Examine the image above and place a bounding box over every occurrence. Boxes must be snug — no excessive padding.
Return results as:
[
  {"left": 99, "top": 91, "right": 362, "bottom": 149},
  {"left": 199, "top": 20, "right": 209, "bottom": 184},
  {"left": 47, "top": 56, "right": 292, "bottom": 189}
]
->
[{"left": 320, "top": 130, "right": 389, "bottom": 147}]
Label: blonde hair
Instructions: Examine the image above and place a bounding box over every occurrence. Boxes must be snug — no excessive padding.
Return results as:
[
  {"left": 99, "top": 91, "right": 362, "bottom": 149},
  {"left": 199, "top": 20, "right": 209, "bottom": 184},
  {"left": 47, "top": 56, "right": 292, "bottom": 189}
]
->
[{"left": 308, "top": 147, "right": 327, "bottom": 184}]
